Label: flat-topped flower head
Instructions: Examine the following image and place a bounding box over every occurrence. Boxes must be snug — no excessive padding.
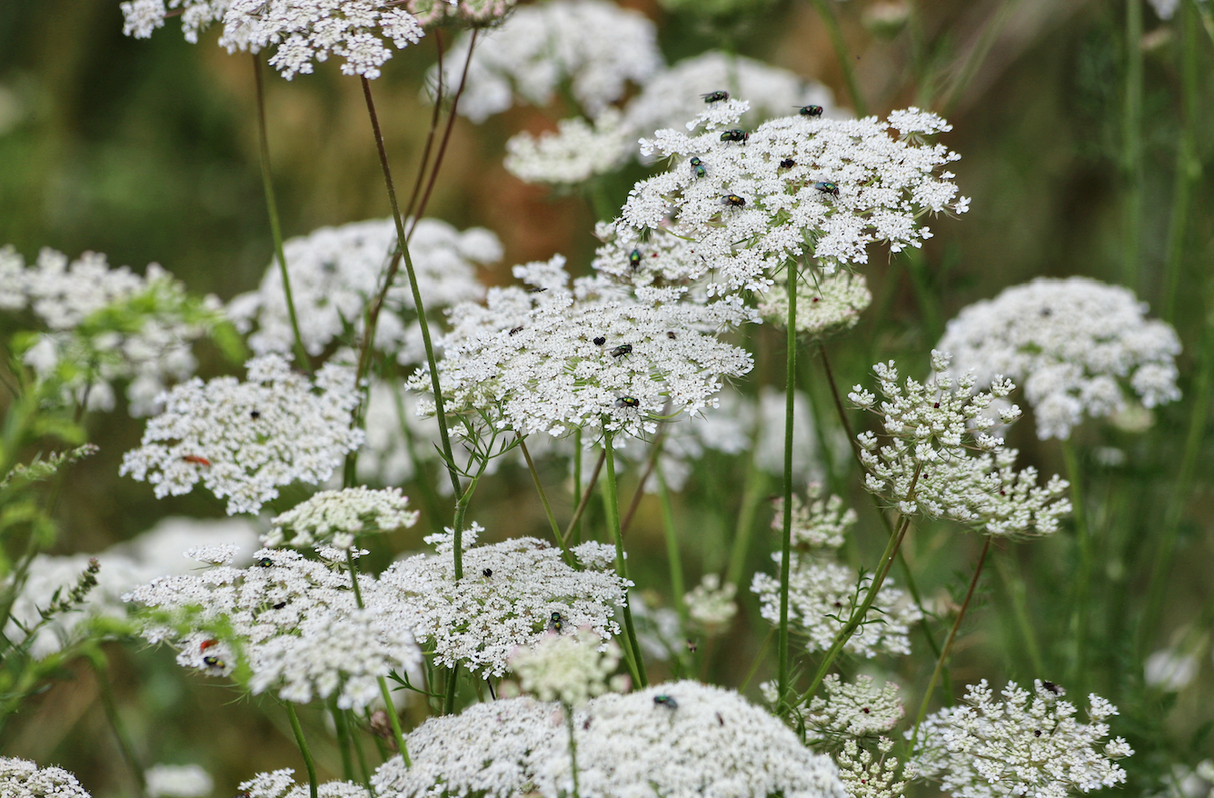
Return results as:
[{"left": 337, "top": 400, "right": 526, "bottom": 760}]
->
[
  {"left": 758, "top": 270, "right": 872, "bottom": 339},
  {"left": 1, "top": 758, "right": 92, "bottom": 798},
  {"left": 907, "top": 680, "right": 1134, "bottom": 798},
  {"left": 372, "top": 698, "right": 559, "bottom": 798},
  {"left": 227, "top": 218, "right": 498, "bottom": 366},
  {"left": 378, "top": 524, "right": 627, "bottom": 676},
  {"left": 412, "top": 256, "right": 753, "bottom": 442},
  {"left": 619, "top": 102, "right": 968, "bottom": 295},
  {"left": 535, "top": 681, "right": 849, "bottom": 798},
  {"left": 120, "top": 354, "right": 364, "bottom": 515},
  {"left": 124, "top": 546, "right": 420, "bottom": 711},
  {"left": 120, "top": 0, "right": 425, "bottom": 80},
  {"left": 806, "top": 674, "right": 905, "bottom": 743},
  {"left": 937, "top": 277, "right": 1181, "bottom": 440},
  {"left": 263, "top": 487, "right": 419, "bottom": 550},
  {"left": 850, "top": 352, "right": 1071, "bottom": 537},
  {"left": 510, "top": 628, "right": 622, "bottom": 706},
  {"left": 437, "top": 0, "right": 662, "bottom": 123},
  {"left": 144, "top": 764, "right": 213, "bottom": 798},
  {"left": 1, "top": 246, "right": 224, "bottom": 416},
  {"left": 754, "top": 486, "right": 920, "bottom": 657},
  {"left": 238, "top": 769, "right": 366, "bottom": 798}
]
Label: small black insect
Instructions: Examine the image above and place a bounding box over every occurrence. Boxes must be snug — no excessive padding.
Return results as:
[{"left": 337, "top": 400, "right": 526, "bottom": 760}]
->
[
  {"left": 250, "top": 409, "right": 261, "bottom": 419},
  {"left": 1041, "top": 681, "right": 1061, "bottom": 695},
  {"left": 715, "top": 711, "right": 724, "bottom": 726},
  {"left": 509, "top": 325, "right": 524, "bottom": 336},
  {"left": 780, "top": 159, "right": 795, "bottom": 169},
  {"left": 701, "top": 90, "right": 729, "bottom": 103},
  {"left": 483, "top": 568, "right": 493, "bottom": 578},
  {"left": 1034, "top": 729, "right": 1042, "bottom": 737},
  {"left": 616, "top": 396, "right": 640, "bottom": 408},
  {"left": 548, "top": 611, "right": 564, "bottom": 634},
  {"left": 722, "top": 194, "right": 746, "bottom": 207},
  {"left": 273, "top": 601, "right": 286, "bottom": 610},
  {"left": 256, "top": 557, "right": 272, "bottom": 568},
  {"left": 720, "top": 129, "right": 749, "bottom": 143},
  {"left": 203, "top": 656, "right": 224, "bottom": 669},
  {"left": 593, "top": 336, "right": 606, "bottom": 346},
  {"left": 813, "top": 181, "right": 840, "bottom": 197},
  {"left": 529, "top": 287, "right": 548, "bottom": 293},
  {"left": 797, "top": 105, "right": 825, "bottom": 117},
  {"left": 629, "top": 249, "right": 642, "bottom": 269},
  {"left": 690, "top": 157, "right": 706, "bottom": 178},
  {"left": 666, "top": 331, "right": 677, "bottom": 340},
  {"left": 654, "top": 695, "right": 678, "bottom": 709},
  {"left": 610, "top": 344, "right": 632, "bottom": 358}
]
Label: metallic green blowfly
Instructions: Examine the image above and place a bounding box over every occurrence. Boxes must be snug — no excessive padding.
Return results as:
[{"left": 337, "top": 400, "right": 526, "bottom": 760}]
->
[
  {"left": 797, "top": 105, "right": 824, "bottom": 117},
  {"left": 203, "top": 656, "right": 225, "bottom": 669},
  {"left": 720, "top": 129, "right": 748, "bottom": 143},
  {"left": 548, "top": 611, "right": 564, "bottom": 634},
  {"left": 813, "top": 181, "right": 840, "bottom": 197},
  {"left": 653, "top": 694, "right": 678, "bottom": 709},
  {"left": 722, "top": 194, "right": 746, "bottom": 207},
  {"left": 616, "top": 396, "right": 640, "bottom": 408},
  {"left": 690, "top": 157, "right": 706, "bottom": 178},
  {"left": 700, "top": 91, "right": 729, "bottom": 103},
  {"left": 611, "top": 344, "right": 632, "bottom": 358},
  {"left": 628, "top": 249, "right": 642, "bottom": 269},
  {"left": 256, "top": 557, "right": 272, "bottom": 567}
]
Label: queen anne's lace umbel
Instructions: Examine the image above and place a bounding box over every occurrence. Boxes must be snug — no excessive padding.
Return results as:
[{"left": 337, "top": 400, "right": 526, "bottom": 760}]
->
[
  {"left": 263, "top": 487, "right": 419, "bottom": 550},
  {"left": 937, "top": 277, "right": 1182, "bottom": 440},
  {"left": 238, "top": 769, "right": 367, "bottom": 798},
  {"left": 618, "top": 102, "right": 969, "bottom": 295},
  {"left": 120, "top": 354, "right": 364, "bottom": 515},
  {"left": 120, "top": 0, "right": 425, "bottom": 79},
  {"left": 907, "top": 680, "right": 1133, "bottom": 798}
]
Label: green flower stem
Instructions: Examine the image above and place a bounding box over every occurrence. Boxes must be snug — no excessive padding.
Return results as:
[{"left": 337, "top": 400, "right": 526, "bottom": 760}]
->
[
  {"left": 87, "top": 649, "right": 148, "bottom": 798},
  {"left": 442, "top": 664, "right": 460, "bottom": 716},
  {"left": 777, "top": 267, "right": 798, "bottom": 715},
  {"left": 518, "top": 434, "right": 575, "bottom": 566},
  {"left": 807, "top": 0, "right": 868, "bottom": 117},
  {"left": 563, "top": 450, "right": 606, "bottom": 546},
  {"left": 1162, "top": 0, "right": 1200, "bottom": 324},
  {"left": 329, "top": 696, "right": 356, "bottom": 782},
  {"left": 358, "top": 76, "right": 463, "bottom": 578},
  {"left": 349, "top": 712, "right": 372, "bottom": 785},
  {"left": 565, "top": 703, "right": 582, "bottom": 798},
  {"left": 724, "top": 454, "right": 765, "bottom": 590},
  {"left": 402, "top": 30, "right": 444, "bottom": 222},
  {"left": 620, "top": 426, "right": 668, "bottom": 536},
  {"left": 655, "top": 466, "right": 688, "bottom": 627},
  {"left": 995, "top": 547, "right": 1045, "bottom": 676},
  {"left": 1123, "top": 0, "right": 1145, "bottom": 291},
  {"left": 390, "top": 381, "right": 444, "bottom": 532},
  {"left": 573, "top": 429, "right": 584, "bottom": 545},
  {"left": 251, "top": 55, "right": 310, "bottom": 372},
  {"left": 902, "top": 250, "right": 942, "bottom": 343},
  {"left": 799, "top": 474, "right": 919, "bottom": 706},
  {"left": 284, "top": 702, "right": 319, "bottom": 798},
  {"left": 1062, "top": 439, "right": 1091, "bottom": 695},
  {"left": 908, "top": 534, "right": 992, "bottom": 756},
  {"left": 602, "top": 433, "right": 648, "bottom": 688}
]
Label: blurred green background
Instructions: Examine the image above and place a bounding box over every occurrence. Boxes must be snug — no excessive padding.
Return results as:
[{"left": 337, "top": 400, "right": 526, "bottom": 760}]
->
[{"left": 2, "top": 0, "right": 1213, "bottom": 795}]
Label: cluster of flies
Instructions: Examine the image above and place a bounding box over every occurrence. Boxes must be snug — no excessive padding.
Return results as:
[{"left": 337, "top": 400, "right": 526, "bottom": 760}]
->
[{"left": 696, "top": 91, "right": 839, "bottom": 209}]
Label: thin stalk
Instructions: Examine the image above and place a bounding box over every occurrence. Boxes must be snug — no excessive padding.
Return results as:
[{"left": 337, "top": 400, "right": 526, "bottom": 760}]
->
[
  {"left": 940, "top": 0, "right": 1021, "bottom": 113},
  {"left": 621, "top": 426, "right": 667, "bottom": 536},
  {"left": 902, "top": 250, "right": 942, "bottom": 343},
  {"left": 1062, "top": 440, "right": 1091, "bottom": 695},
  {"left": 602, "top": 433, "right": 648, "bottom": 687},
  {"left": 1162, "top": 0, "right": 1199, "bottom": 324},
  {"left": 655, "top": 466, "right": 688, "bottom": 626},
  {"left": 402, "top": 30, "right": 444, "bottom": 222},
  {"left": 359, "top": 77, "right": 463, "bottom": 576},
  {"left": 563, "top": 450, "right": 605, "bottom": 545},
  {"left": 390, "top": 382, "right": 444, "bottom": 532},
  {"left": 285, "top": 702, "right": 319, "bottom": 798},
  {"left": 777, "top": 269, "right": 798, "bottom": 715},
  {"left": 724, "top": 455, "right": 765, "bottom": 590},
  {"left": 573, "top": 429, "right": 583, "bottom": 545},
  {"left": 1123, "top": 0, "right": 1144, "bottom": 291},
  {"left": 89, "top": 650, "right": 148, "bottom": 798},
  {"left": 807, "top": 0, "right": 868, "bottom": 117},
  {"left": 908, "top": 535, "right": 992, "bottom": 755},
  {"left": 565, "top": 704, "right": 582, "bottom": 798},
  {"left": 739, "top": 627, "right": 775, "bottom": 694},
  {"left": 329, "top": 696, "right": 355, "bottom": 783},
  {"left": 350, "top": 711, "right": 372, "bottom": 786},
  {"left": 252, "top": 55, "right": 311, "bottom": 371},
  {"left": 518, "top": 434, "right": 574, "bottom": 565},
  {"left": 995, "top": 547, "right": 1045, "bottom": 676}
]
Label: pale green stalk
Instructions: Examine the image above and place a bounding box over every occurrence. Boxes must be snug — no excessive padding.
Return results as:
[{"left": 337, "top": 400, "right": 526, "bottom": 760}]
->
[
  {"left": 284, "top": 702, "right": 319, "bottom": 798},
  {"left": 602, "top": 433, "right": 648, "bottom": 687},
  {"left": 777, "top": 267, "right": 797, "bottom": 714},
  {"left": 1062, "top": 440, "right": 1091, "bottom": 696},
  {"left": 565, "top": 704, "right": 582, "bottom": 798},
  {"left": 807, "top": 0, "right": 868, "bottom": 117},
  {"left": 518, "top": 434, "right": 575, "bottom": 565},
  {"left": 329, "top": 696, "right": 356, "bottom": 783},
  {"left": 724, "top": 455, "right": 765, "bottom": 590},
  {"left": 572, "top": 429, "right": 583, "bottom": 545},
  {"left": 995, "top": 546, "right": 1045, "bottom": 676},
  {"left": 655, "top": 466, "right": 688, "bottom": 626}
]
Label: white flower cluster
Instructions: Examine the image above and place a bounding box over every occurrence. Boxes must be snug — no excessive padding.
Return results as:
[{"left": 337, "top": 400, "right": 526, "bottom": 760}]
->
[
  {"left": 227, "top": 217, "right": 499, "bottom": 366},
  {"left": 836, "top": 738, "right": 908, "bottom": 798},
  {"left": 124, "top": 546, "right": 421, "bottom": 711},
  {"left": 907, "top": 680, "right": 1134, "bottom": 798},
  {"left": 238, "top": 769, "right": 366, "bottom": 798},
  {"left": 684, "top": 573, "right": 737, "bottom": 633},
  {"left": 438, "top": 0, "right": 663, "bottom": 123},
  {"left": 510, "top": 627, "right": 622, "bottom": 706},
  {"left": 120, "top": 354, "right": 364, "bottom": 515},
  {"left": 145, "top": 764, "right": 213, "bottom": 798},
  {"left": 372, "top": 698, "right": 558, "bottom": 798},
  {"left": 3, "top": 517, "right": 258, "bottom": 660},
  {"left": 753, "top": 487, "right": 921, "bottom": 658},
  {"left": 120, "top": 0, "right": 424, "bottom": 79},
  {"left": 414, "top": 256, "right": 753, "bottom": 442},
  {"left": 505, "top": 50, "right": 836, "bottom": 186},
  {"left": 400, "top": 0, "right": 515, "bottom": 26},
  {"left": 620, "top": 102, "right": 969, "bottom": 294},
  {"left": 806, "top": 674, "right": 905, "bottom": 742},
  {"left": 378, "top": 524, "right": 627, "bottom": 676},
  {"left": 777, "top": 486, "right": 858, "bottom": 550},
  {"left": 937, "top": 277, "right": 1182, "bottom": 440},
  {"left": 849, "top": 352, "right": 1072, "bottom": 537},
  {"left": 540, "top": 681, "right": 848, "bottom": 798},
  {"left": 263, "top": 487, "right": 419, "bottom": 550},
  {"left": 757, "top": 270, "right": 873, "bottom": 338},
  {"left": 0, "top": 758, "right": 91, "bottom": 798},
  {"left": 0, "top": 246, "right": 223, "bottom": 416}
]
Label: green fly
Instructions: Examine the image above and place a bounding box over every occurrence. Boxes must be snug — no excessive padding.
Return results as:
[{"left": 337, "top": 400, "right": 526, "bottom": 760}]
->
[
  {"left": 797, "top": 105, "right": 824, "bottom": 117},
  {"left": 700, "top": 91, "right": 729, "bottom": 103},
  {"left": 813, "top": 181, "right": 840, "bottom": 197},
  {"left": 720, "top": 129, "right": 748, "bottom": 143},
  {"left": 616, "top": 396, "right": 640, "bottom": 409},
  {"left": 690, "top": 157, "right": 706, "bottom": 178},
  {"left": 654, "top": 695, "right": 678, "bottom": 709}
]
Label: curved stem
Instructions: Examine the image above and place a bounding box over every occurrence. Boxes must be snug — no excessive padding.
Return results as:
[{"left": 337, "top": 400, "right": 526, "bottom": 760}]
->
[
  {"left": 602, "top": 433, "right": 648, "bottom": 687},
  {"left": 402, "top": 30, "right": 444, "bottom": 223},
  {"left": 284, "top": 702, "right": 319, "bottom": 798},
  {"left": 1161, "top": 0, "right": 1199, "bottom": 324},
  {"left": 251, "top": 55, "right": 311, "bottom": 371},
  {"left": 908, "top": 535, "right": 992, "bottom": 755},
  {"left": 358, "top": 76, "right": 463, "bottom": 577},
  {"left": 563, "top": 450, "right": 605, "bottom": 545},
  {"left": 620, "top": 426, "right": 667, "bottom": 536},
  {"left": 518, "top": 434, "right": 574, "bottom": 565},
  {"left": 777, "top": 269, "right": 798, "bottom": 714}
]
